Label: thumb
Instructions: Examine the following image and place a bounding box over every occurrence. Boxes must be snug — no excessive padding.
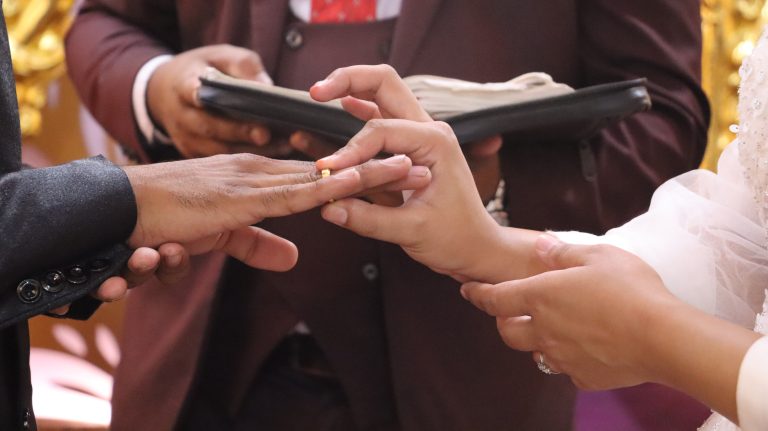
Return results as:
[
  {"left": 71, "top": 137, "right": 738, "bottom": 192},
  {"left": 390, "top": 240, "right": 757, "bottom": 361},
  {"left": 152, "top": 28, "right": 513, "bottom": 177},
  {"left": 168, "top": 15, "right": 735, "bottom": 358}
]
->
[
  {"left": 534, "top": 234, "right": 588, "bottom": 270},
  {"left": 208, "top": 47, "right": 272, "bottom": 84}
]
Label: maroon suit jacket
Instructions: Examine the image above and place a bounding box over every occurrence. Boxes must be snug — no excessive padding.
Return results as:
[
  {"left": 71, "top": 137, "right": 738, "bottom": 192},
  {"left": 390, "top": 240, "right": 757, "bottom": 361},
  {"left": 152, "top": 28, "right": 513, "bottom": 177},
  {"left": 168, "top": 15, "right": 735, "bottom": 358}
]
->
[{"left": 65, "top": 1, "right": 709, "bottom": 430}]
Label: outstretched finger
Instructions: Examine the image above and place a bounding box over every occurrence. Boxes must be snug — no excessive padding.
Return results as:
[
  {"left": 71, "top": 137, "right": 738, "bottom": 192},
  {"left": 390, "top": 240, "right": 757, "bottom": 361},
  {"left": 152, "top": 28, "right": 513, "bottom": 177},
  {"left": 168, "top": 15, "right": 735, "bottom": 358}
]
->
[
  {"left": 247, "top": 153, "right": 415, "bottom": 218},
  {"left": 321, "top": 197, "right": 421, "bottom": 246},
  {"left": 317, "top": 119, "right": 460, "bottom": 173},
  {"left": 310, "top": 64, "right": 431, "bottom": 122}
]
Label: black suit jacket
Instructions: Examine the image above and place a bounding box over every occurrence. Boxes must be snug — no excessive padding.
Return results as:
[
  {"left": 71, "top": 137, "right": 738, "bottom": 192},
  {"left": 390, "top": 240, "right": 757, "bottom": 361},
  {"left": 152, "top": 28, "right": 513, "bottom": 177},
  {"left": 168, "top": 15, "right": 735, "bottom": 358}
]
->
[{"left": 0, "top": 8, "right": 137, "bottom": 430}]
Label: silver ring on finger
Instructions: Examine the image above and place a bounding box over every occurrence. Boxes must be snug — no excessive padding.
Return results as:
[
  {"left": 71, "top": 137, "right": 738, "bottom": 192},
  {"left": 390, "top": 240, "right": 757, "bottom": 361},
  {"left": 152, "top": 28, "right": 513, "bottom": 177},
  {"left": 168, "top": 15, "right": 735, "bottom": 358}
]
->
[{"left": 536, "top": 352, "right": 560, "bottom": 375}]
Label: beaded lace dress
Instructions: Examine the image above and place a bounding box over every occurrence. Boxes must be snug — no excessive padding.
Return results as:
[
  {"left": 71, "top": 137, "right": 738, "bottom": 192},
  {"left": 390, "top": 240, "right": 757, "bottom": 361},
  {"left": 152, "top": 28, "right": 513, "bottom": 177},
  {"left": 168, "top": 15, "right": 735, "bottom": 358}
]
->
[
  {"left": 557, "top": 29, "right": 768, "bottom": 431},
  {"left": 695, "top": 28, "right": 768, "bottom": 431}
]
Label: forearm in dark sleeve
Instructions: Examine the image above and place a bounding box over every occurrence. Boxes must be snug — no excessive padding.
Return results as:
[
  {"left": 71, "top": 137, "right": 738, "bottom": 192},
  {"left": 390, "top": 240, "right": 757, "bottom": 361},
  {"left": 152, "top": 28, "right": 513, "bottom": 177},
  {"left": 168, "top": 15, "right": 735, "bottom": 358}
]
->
[
  {"left": 578, "top": 0, "right": 710, "bottom": 228},
  {"left": 65, "top": 0, "right": 179, "bottom": 162},
  {"left": 0, "top": 156, "right": 137, "bottom": 328}
]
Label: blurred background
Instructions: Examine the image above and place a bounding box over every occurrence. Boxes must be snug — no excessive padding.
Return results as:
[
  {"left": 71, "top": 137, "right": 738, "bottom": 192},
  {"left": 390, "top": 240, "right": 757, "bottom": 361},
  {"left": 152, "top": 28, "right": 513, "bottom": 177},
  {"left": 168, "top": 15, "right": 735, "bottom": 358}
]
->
[{"left": 7, "top": 0, "right": 766, "bottom": 429}]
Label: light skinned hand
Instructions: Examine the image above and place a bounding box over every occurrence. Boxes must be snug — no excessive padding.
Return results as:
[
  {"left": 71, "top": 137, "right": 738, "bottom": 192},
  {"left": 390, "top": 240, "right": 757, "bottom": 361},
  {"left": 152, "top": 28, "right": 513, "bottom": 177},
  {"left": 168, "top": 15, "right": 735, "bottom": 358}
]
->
[
  {"left": 123, "top": 151, "right": 429, "bottom": 268},
  {"left": 311, "top": 65, "right": 503, "bottom": 281},
  {"left": 148, "top": 44, "right": 294, "bottom": 158},
  {"left": 459, "top": 234, "right": 683, "bottom": 390}
]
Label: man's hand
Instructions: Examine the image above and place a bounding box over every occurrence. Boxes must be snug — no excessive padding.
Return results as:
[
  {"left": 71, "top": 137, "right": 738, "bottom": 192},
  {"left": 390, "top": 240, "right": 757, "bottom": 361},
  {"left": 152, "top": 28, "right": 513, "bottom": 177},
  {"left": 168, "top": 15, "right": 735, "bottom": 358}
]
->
[
  {"left": 147, "top": 45, "right": 292, "bottom": 158},
  {"left": 123, "top": 151, "right": 430, "bottom": 269},
  {"left": 465, "top": 135, "right": 502, "bottom": 204}
]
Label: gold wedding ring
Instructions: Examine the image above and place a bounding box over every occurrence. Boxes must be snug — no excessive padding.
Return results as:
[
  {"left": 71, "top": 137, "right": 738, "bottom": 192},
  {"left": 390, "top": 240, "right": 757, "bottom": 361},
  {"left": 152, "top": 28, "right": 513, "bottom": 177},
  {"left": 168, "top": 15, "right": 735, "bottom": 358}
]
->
[{"left": 320, "top": 168, "right": 333, "bottom": 202}]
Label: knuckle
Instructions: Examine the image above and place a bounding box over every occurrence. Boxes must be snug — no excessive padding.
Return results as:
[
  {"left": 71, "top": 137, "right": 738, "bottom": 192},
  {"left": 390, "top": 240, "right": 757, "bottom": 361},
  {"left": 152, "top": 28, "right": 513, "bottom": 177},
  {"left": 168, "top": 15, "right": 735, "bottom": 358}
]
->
[
  {"left": 216, "top": 43, "right": 236, "bottom": 51},
  {"left": 590, "top": 244, "right": 612, "bottom": 255},
  {"left": 431, "top": 121, "right": 458, "bottom": 141},
  {"left": 231, "top": 152, "right": 264, "bottom": 167},
  {"left": 365, "top": 118, "right": 387, "bottom": 131},
  {"left": 376, "top": 64, "right": 398, "bottom": 78}
]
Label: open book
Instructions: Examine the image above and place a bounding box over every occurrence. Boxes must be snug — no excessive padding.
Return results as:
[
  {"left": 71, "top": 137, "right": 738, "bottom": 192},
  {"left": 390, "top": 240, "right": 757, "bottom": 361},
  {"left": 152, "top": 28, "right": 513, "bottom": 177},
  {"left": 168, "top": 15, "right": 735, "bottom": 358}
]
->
[{"left": 198, "top": 68, "right": 650, "bottom": 145}]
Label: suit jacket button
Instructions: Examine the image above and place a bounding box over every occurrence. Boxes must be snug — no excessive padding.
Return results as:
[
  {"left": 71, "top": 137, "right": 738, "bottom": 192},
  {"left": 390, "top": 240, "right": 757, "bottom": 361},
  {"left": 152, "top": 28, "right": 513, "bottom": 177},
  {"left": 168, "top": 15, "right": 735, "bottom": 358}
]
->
[
  {"left": 17, "top": 279, "right": 42, "bottom": 303},
  {"left": 43, "top": 271, "right": 65, "bottom": 293},
  {"left": 362, "top": 263, "right": 379, "bottom": 281},
  {"left": 22, "top": 408, "right": 31, "bottom": 430},
  {"left": 66, "top": 266, "right": 88, "bottom": 284},
  {"left": 285, "top": 28, "right": 304, "bottom": 49}
]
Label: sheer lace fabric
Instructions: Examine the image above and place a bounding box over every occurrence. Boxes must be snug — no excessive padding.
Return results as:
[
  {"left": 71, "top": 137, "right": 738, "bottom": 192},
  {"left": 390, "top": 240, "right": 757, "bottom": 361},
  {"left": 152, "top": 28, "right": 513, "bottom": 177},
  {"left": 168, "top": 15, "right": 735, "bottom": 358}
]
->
[{"left": 555, "top": 27, "right": 768, "bottom": 431}]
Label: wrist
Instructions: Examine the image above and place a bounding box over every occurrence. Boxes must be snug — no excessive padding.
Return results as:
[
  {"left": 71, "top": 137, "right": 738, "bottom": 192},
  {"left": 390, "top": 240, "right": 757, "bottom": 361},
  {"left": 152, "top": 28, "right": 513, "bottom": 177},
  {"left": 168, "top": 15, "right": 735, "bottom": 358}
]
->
[
  {"left": 634, "top": 296, "right": 692, "bottom": 386},
  {"left": 458, "top": 216, "right": 520, "bottom": 283},
  {"left": 133, "top": 55, "right": 174, "bottom": 145},
  {"left": 122, "top": 165, "right": 149, "bottom": 248}
]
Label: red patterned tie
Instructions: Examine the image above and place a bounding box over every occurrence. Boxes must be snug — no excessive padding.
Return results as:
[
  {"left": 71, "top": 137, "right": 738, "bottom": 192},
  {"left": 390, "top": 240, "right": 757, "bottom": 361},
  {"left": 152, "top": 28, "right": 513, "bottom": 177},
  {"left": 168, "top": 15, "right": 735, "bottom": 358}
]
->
[{"left": 311, "top": 0, "right": 377, "bottom": 23}]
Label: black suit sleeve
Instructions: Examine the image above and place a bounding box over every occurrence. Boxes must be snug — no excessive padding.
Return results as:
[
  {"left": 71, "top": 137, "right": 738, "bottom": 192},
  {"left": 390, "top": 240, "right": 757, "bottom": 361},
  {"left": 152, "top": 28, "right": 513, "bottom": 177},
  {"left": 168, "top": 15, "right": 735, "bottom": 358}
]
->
[{"left": 0, "top": 156, "right": 137, "bottom": 329}]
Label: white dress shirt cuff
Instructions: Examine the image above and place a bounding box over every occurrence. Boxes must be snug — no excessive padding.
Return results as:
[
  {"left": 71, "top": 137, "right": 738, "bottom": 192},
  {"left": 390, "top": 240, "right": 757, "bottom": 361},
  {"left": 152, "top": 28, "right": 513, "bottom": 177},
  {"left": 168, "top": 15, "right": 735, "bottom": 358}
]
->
[
  {"left": 132, "top": 55, "right": 174, "bottom": 145},
  {"left": 737, "top": 336, "right": 768, "bottom": 431}
]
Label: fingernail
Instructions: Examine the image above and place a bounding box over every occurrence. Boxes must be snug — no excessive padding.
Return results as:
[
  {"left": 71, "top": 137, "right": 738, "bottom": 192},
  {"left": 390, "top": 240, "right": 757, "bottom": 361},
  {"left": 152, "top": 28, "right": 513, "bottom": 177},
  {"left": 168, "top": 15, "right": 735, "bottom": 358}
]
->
[
  {"left": 256, "top": 70, "right": 273, "bottom": 85},
  {"left": 459, "top": 286, "right": 469, "bottom": 300},
  {"left": 290, "top": 133, "right": 308, "bottom": 150},
  {"left": 317, "top": 156, "right": 335, "bottom": 168},
  {"left": 167, "top": 254, "right": 182, "bottom": 267},
  {"left": 251, "top": 128, "right": 267, "bottom": 145},
  {"left": 314, "top": 79, "right": 328, "bottom": 87},
  {"left": 322, "top": 205, "right": 348, "bottom": 225},
  {"left": 411, "top": 166, "right": 430, "bottom": 177},
  {"left": 382, "top": 154, "right": 407, "bottom": 166},
  {"left": 535, "top": 234, "right": 560, "bottom": 254}
]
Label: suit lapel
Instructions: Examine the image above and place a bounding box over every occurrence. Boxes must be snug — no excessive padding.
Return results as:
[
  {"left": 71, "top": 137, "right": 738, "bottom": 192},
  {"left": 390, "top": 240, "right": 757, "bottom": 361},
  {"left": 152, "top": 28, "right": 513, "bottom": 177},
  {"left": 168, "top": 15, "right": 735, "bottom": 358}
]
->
[{"left": 388, "top": 0, "right": 444, "bottom": 73}]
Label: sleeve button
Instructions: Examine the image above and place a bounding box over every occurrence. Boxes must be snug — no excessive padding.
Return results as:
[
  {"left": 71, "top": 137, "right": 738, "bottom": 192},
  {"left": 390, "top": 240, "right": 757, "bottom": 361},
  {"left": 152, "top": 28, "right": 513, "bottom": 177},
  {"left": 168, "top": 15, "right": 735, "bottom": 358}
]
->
[
  {"left": 43, "top": 271, "right": 65, "bottom": 293},
  {"left": 17, "top": 280, "right": 42, "bottom": 304},
  {"left": 65, "top": 266, "right": 88, "bottom": 284},
  {"left": 89, "top": 258, "right": 110, "bottom": 272},
  {"left": 362, "top": 263, "right": 379, "bottom": 281}
]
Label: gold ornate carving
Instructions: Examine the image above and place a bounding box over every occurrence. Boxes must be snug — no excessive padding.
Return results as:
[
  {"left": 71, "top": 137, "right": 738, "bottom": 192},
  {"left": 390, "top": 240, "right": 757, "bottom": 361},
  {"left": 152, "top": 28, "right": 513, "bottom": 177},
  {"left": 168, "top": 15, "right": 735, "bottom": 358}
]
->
[
  {"left": 3, "top": 0, "right": 74, "bottom": 137},
  {"left": 701, "top": 0, "right": 768, "bottom": 170}
]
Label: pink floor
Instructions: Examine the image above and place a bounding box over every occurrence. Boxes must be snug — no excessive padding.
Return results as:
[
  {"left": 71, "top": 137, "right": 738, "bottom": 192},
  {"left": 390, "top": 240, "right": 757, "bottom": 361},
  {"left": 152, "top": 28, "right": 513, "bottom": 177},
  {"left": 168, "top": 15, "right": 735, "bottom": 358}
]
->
[{"left": 574, "top": 384, "right": 711, "bottom": 430}]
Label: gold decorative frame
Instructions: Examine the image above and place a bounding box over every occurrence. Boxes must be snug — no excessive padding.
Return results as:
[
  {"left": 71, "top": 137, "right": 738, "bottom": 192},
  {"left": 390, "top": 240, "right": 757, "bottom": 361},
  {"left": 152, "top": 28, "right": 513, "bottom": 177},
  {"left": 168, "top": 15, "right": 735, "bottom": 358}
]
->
[
  {"left": 701, "top": 0, "right": 768, "bottom": 170},
  {"left": 3, "top": 0, "right": 74, "bottom": 137}
]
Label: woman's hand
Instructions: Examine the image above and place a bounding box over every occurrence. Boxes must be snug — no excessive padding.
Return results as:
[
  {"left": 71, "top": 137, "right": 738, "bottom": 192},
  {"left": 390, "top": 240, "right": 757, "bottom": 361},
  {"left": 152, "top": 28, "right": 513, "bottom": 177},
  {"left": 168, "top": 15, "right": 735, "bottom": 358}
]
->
[
  {"left": 311, "top": 65, "right": 504, "bottom": 281},
  {"left": 460, "top": 234, "right": 681, "bottom": 390}
]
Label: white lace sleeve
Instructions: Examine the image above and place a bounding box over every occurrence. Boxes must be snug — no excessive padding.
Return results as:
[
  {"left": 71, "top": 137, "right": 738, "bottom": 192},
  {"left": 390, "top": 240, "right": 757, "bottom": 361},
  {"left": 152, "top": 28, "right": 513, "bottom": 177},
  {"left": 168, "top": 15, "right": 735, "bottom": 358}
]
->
[{"left": 556, "top": 142, "right": 768, "bottom": 329}]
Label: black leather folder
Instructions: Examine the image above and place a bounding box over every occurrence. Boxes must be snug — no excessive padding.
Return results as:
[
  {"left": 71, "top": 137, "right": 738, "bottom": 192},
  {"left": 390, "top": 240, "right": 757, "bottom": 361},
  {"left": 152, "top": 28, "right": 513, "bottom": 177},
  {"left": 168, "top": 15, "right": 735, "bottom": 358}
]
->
[{"left": 198, "top": 73, "right": 651, "bottom": 146}]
